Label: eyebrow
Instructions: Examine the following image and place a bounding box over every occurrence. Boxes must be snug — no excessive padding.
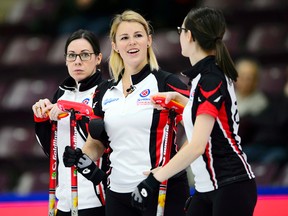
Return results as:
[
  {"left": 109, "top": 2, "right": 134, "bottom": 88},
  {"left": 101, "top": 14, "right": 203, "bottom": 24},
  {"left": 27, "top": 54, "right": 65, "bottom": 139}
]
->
[
  {"left": 67, "top": 49, "right": 91, "bottom": 53},
  {"left": 118, "top": 31, "right": 144, "bottom": 36}
]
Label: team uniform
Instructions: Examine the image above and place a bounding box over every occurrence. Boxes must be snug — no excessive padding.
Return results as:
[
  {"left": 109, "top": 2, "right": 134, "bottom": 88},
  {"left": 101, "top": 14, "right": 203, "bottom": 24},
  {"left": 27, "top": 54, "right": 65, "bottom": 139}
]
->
[
  {"left": 34, "top": 71, "right": 108, "bottom": 216},
  {"left": 93, "top": 64, "right": 190, "bottom": 216},
  {"left": 182, "top": 56, "right": 257, "bottom": 216}
]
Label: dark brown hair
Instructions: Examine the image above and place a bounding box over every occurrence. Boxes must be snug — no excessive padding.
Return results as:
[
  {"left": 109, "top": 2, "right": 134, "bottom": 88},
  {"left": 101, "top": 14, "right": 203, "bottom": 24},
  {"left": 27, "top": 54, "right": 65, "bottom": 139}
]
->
[
  {"left": 64, "top": 29, "right": 101, "bottom": 55},
  {"left": 185, "top": 7, "right": 238, "bottom": 81}
]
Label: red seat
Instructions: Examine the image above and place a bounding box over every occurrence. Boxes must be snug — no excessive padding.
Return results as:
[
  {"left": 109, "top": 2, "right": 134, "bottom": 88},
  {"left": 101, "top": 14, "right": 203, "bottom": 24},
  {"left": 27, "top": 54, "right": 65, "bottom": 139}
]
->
[
  {"left": 5, "top": 0, "right": 58, "bottom": 25},
  {"left": 201, "top": 0, "right": 243, "bottom": 9},
  {"left": 0, "top": 126, "right": 38, "bottom": 158},
  {"left": 0, "top": 78, "right": 58, "bottom": 110},
  {"left": 152, "top": 30, "right": 191, "bottom": 72},
  {"left": 46, "top": 34, "right": 69, "bottom": 65},
  {"left": 153, "top": 30, "right": 182, "bottom": 61},
  {"left": 274, "top": 164, "right": 288, "bottom": 186},
  {"left": 259, "top": 65, "right": 287, "bottom": 96},
  {"left": 99, "top": 36, "right": 111, "bottom": 61},
  {"left": 1, "top": 36, "right": 51, "bottom": 65},
  {"left": 0, "top": 81, "right": 7, "bottom": 103},
  {"left": 246, "top": 23, "right": 287, "bottom": 53},
  {"left": 250, "top": 163, "right": 279, "bottom": 186},
  {"left": 223, "top": 26, "right": 245, "bottom": 55},
  {"left": 247, "top": 0, "right": 287, "bottom": 9},
  {"left": 15, "top": 169, "right": 49, "bottom": 194},
  {"left": 0, "top": 38, "right": 8, "bottom": 60},
  {"left": 0, "top": 174, "right": 10, "bottom": 193}
]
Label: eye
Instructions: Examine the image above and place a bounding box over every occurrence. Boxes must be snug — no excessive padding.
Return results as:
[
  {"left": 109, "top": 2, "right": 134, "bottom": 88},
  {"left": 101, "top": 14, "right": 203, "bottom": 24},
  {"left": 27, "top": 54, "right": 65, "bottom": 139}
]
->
[
  {"left": 67, "top": 53, "right": 76, "bottom": 58},
  {"left": 135, "top": 33, "right": 143, "bottom": 38},
  {"left": 120, "top": 36, "right": 129, "bottom": 40},
  {"left": 80, "top": 53, "right": 90, "bottom": 58}
]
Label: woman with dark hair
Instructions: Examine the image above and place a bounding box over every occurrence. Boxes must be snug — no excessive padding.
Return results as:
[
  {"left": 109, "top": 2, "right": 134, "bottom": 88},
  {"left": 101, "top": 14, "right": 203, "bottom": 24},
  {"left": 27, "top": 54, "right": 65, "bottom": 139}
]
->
[
  {"left": 131, "top": 7, "right": 257, "bottom": 216},
  {"left": 32, "top": 29, "right": 107, "bottom": 216}
]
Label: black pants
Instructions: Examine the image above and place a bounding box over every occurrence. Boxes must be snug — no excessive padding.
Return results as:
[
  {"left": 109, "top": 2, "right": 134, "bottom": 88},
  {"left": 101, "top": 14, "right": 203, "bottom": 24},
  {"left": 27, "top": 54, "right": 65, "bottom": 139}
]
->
[
  {"left": 56, "top": 206, "right": 105, "bottom": 216},
  {"left": 106, "top": 172, "right": 190, "bottom": 216},
  {"left": 186, "top": 179, "right": 257, "bottom": 216}
]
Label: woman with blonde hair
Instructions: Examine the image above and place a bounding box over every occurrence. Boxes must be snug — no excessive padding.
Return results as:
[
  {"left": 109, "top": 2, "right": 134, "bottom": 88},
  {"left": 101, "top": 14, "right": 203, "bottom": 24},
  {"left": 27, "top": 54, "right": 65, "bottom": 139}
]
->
[{"left": 63, "top": 10, "right": 190, "bottom": 216}]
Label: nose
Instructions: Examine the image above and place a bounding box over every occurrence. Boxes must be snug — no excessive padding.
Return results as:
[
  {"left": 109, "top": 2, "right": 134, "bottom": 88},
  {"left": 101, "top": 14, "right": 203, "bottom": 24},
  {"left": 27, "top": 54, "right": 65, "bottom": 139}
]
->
[
  {"left": 129, "top": 38, "right": 136, "bottom": 45},
  {"left": 74, "top": 55, "right": 82, "bottom": 64}
]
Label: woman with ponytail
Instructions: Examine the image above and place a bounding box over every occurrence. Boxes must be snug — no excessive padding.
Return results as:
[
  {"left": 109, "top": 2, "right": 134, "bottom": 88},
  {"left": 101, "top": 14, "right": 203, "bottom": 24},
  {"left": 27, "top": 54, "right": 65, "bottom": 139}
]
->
[{"left": 131, "top": 7, "right": 257, "bottom": 216}]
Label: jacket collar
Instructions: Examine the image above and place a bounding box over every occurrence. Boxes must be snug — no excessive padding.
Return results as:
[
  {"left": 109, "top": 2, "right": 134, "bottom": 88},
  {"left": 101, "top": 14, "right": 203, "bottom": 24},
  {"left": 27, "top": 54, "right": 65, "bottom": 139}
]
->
[
  {"left": 182, "top": 56, "right": 216, "bottom": 81},
  {"left": 113, "top": 64, "right": 152, "bottom": 87},
  {"left": 61, "top": 69, "right": 104, "bottom": 91}
]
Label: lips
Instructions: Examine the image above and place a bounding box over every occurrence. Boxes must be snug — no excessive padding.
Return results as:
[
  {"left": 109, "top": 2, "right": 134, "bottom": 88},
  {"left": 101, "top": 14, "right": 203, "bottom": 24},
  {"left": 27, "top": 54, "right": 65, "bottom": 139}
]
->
[
  {"left": 127, "top": 49, "right": 139, "bottom": 54},
  {"left": 74, "top": 69, "right": 83, "bottom": 72}
]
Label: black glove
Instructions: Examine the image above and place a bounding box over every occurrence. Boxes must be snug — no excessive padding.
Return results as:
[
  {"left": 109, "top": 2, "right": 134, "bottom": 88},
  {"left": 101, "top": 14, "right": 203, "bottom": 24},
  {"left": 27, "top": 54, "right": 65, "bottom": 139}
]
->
[
  {"left": 63, "top": 146, "right": 106, "bottom": 185},
  {"left": 131, "top": 173, "right": 160, "bottom": 211},
  {"left": 63, "top": 146, "right": 82, "bottom": 167}
]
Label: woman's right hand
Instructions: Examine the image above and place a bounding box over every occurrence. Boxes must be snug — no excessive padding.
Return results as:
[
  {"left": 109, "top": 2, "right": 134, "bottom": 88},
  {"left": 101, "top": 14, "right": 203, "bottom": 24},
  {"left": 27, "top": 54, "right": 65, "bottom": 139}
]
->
[
  {"left": 32, "top": 98, "right": 53, "bottom": 119},
  {"left": 151, "top": 91, "right": 188, "bottom": 109},
  {"left": 150, "top": 92, "right": 177, "bottom": 110}
]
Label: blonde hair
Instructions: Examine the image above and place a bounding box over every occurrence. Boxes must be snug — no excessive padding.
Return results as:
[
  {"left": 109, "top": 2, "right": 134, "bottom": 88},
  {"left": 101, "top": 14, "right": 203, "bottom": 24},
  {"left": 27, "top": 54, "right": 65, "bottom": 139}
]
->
[{"left": 109, "top": 10, "right": 159, "bottom": 81}]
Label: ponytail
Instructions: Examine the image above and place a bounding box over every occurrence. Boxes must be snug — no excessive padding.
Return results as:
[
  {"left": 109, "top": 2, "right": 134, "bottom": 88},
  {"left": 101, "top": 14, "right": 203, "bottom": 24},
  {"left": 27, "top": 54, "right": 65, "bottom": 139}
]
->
[
  {"left": 215, "top": 40, "right": 238, "bottom": 81},
  {"left": 185, "top": 7, "right": 238, "bottom": 81}
]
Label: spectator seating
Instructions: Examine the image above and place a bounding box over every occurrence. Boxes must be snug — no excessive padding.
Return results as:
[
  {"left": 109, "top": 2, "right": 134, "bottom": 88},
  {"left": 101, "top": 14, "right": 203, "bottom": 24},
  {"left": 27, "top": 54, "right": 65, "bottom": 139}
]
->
[
  {"left": 274, "top": 164, "right": 288, "bottom": 186},
  {"left": 0, "top": 174, "right": 9, "bottom": 193},
  {"left": 1, "top": 36, "right": 51, "bottom": 65},
  {"left": 14, "top": 169, "right": 49, "bottom": 194},
  {"left": 223, "top": 26, "right": 245, "bottom": 55},
  {"left": 246, "top": 23, "right": 287, "bottom": 54},
  {"left": 0, "top": 0, "right": 287, "bottom": 195},
  {"left": 247, "top": 0, "right": 288, "bottom": 9},
  {"left": 0, "top": 78, "right": 59, "bottom": 110},
  {"left": 259, "top": 65, "right": 287, "bottom": 96},
  {"left": 251, "top": 163, "right": 280, "bottom": 186},
  {"left": 46, "top": 34, "right": 69, "bottom": 65},
  {"left": 0, "top": 126, "right": 42, "bottom": 158}
]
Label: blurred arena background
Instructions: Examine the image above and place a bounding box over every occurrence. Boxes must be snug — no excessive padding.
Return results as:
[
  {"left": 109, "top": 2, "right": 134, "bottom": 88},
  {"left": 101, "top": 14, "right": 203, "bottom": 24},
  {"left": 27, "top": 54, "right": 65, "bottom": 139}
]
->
[{"left": 0, "top": 0, "right": 287, "bottom": 215}]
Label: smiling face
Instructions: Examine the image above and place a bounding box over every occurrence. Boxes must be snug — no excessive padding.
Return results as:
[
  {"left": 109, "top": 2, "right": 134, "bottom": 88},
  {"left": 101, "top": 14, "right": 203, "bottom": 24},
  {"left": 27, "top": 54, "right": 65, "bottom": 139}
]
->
[
  {"left": 112, "top": 21, "right": 151, "bottom": 73},
  {"left": 66, "top": 38, "right": 102, "bottom": 82}
]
